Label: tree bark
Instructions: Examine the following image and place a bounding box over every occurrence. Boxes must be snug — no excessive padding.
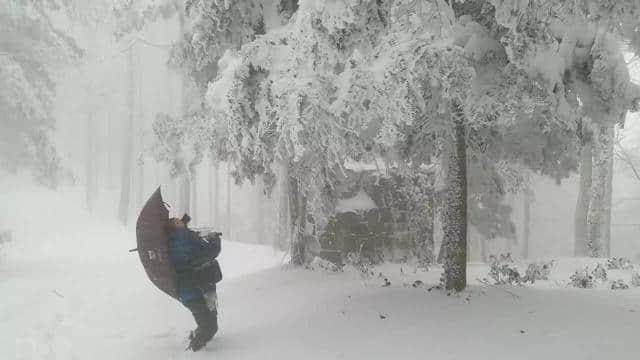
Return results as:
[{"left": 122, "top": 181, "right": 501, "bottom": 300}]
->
[
  {"left": 587, "top": 122, "right": 614, "bottom": 257},
  {"left": 574, "top": 128, "right": 592, "bottom": 256},
  {"left": 289, "top": 176, "right": 308, "bottom": 265},
  {"left": 256, "top": 175, "right": 265, "bottom": 244},
  {"left": 604, "top": 130, "right": 614, "bottom": 255},
  {"left": 522, "top": 171, "right": 532, "bottom": 259},
  {"left": 409, "top": 180, "right": 435, "bottom": 266},
  {"left": 443, "top": 102, "right": 467, "bottom": 292},
  {"left": 213, "top": 162, "right": 219, "bottom": 226},
  {"left": 208, "top": 161, "right": 213, "bottom": 224},
  {"left": 226, "top": 162, "right": 232, "bottom": 240},
  {"left": 276, "top": 162, "right": 291, "bottom": 250},
  {"left": 118, "top": 45, "right": 135, "bottom": 225}
]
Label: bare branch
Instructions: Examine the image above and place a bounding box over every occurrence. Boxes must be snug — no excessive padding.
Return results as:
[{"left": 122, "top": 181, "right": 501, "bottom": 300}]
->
[{"left": 614, "top": 137, "right": 640, "bottom": 182}]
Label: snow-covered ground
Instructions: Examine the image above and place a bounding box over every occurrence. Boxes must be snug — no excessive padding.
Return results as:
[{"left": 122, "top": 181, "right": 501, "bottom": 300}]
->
[{"left": 2, "top": 180, "right": 639, "bottom": 359}]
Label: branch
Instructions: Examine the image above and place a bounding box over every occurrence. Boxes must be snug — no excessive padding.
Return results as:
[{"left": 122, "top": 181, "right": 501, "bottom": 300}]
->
[{"left": 615, "top": 140, "right": 640, "bottom": 182}]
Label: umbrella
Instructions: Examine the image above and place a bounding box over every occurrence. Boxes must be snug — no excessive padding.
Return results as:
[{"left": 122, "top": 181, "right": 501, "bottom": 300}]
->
[{"left": 132, "top": 187, "right": 177, "bottom": 299}]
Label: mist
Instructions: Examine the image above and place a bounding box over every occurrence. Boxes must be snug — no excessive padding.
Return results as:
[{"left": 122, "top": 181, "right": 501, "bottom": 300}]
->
[{"left": 2, "top": 1, "right": 640, "bottom": 359}]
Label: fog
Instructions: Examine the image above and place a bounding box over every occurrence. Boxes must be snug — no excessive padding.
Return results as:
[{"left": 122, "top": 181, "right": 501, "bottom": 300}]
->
[{"left": 2, "top": 1, "right": 640, "bottom": 358}]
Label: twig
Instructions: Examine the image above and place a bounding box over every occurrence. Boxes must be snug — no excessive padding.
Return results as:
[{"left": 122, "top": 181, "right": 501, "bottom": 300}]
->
[{"left": 52, "top": 290, "right": 64, "bottom": 299}]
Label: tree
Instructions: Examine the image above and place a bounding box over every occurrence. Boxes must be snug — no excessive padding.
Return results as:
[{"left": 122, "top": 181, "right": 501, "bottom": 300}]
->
[
  {"left": 198, "top": 1, "right": 579, "bottom": 289},
  {"left": 118, "top": 45, "right": 135, "bottom": 225},
  {"left": 487, "top": 0, "right": 640, "bottom": 257},
  {"left": 0, "top": 0, "right": 82, "bottom": 187}
]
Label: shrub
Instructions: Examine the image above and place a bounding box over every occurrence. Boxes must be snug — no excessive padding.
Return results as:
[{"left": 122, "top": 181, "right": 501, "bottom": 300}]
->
[
  {"left": 570, "top": 269, "right": 594, "bottom": 289},
  {"left": 592, "top": 264, "right": 607, "bottom": 282},
  {"left": 522, "top": 260, "right": 554, "bottom": 284},
  {"left": 606, "top": 257, "right": 634, "bottom": 270},
  {"left": 609, "top": 280, "right": 629, "bottom": 290},
  {"left": 486, "top": 254, "right": 522, "bottom": 285}
]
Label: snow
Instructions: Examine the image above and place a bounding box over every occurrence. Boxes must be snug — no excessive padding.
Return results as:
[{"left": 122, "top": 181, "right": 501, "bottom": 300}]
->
[
  {"left": 335, "top": 189, "right": 377, "bottom": 213},
  {"left": 2, "top": 178, "right": 640, "bottom": 359}
]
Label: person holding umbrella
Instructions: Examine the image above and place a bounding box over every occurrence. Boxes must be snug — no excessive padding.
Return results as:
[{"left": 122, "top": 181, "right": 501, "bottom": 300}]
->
[{"left": 165, "top": 214, "right": 222, "bottom": 351}]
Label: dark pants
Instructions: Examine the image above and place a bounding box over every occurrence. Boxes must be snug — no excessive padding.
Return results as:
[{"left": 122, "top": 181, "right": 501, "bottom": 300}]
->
[{"left": 184, "top": 290, "right": 218, "bottom": 350}]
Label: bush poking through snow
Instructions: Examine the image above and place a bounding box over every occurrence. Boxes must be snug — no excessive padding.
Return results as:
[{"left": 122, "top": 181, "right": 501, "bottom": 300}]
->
[
  {"left": 631, "top": 273, "right": 640, "bottom": 287},
  {"left": 486, "top": 255, "right": 522, "bottom": 285},
  {"left": 609, "top": 280, "right": 629, "bottom": 290},
  {"left": 570, "top": 265, "right": 611, "bottom": 289},
  {"left": 607, "top": 258, "right": 634, "bottom": 270},
  {"left": 592, "top": 264, "right": 608, "bottom": 282},
  {"left": 522, "top": 260, "right": 554, "bottom": 284},
  {"left": 570, "top": 269, "right": 595, "bottom": 289},
  {"left": 307, "top": 256, "right": 343, "bottom": 272}
]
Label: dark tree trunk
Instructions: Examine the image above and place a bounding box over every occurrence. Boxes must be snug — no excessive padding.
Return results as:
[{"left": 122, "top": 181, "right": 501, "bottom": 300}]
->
[
  {"left": 409, "top": 184, "right": 435, "bottom": 266},
  {"left": 443, "top": 103, "right": 467, "bottom": 292},
  {"left": 288, "top": 176, "right": 307, "bottom": 265},
  {"left": 226, "top": 162, "right": 232, "bottom": 240}
]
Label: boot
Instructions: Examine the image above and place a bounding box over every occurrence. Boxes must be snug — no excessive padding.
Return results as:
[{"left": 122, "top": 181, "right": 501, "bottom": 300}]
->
[{"left": 188, "top": 309, "right": 216, "bottom": 351}]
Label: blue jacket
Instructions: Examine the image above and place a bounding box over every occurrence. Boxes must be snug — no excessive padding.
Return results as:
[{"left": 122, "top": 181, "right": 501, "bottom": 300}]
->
[{"left": 168, "top": 228, "right": 221, "bottom": 304}]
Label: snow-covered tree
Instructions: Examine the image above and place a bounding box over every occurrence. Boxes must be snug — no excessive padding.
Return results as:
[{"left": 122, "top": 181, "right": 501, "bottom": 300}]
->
[
  {"left": 0, "top": 0, "right": 83, "bottom": 187},
  {"left": 193, "top": 0, "right": 584, "bottom": 290},
  {"left": 487, "top": 0, "right": 640, "bottom": 257}
]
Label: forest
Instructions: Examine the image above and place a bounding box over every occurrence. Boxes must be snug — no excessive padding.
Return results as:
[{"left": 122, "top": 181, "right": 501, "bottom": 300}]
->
[{"left": 2, "top": 0, "right": 640, "bottom": 358}]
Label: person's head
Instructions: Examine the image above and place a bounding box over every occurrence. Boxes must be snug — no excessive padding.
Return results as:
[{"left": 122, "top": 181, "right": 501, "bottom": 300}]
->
[{"left": 165, "top": 217, "right": 185, "bottom": 234}]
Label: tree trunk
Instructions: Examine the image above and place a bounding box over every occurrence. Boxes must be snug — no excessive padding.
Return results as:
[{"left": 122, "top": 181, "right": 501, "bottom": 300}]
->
[
  {"left": 208, "top": 161, "right": 213, "bottom": 224},
  {"left": 256, "top": 175, "right": 264, "bottom": 244},
  {"left": 177, "top": 172, "right": 191, "bottom": 216},
  {"left": 574, "top": 130, "right": 592, "bottom": 256},
  {"left": 117, "top": 46, "right": 135, "bottom": 225},
  {"left": 436, "top": 200, "right": 446, "bottom": 264},
  {"left": 191, "top": 166, "right": 197, "bottom": 220},
  {"left": 443, "top": 103, "right": 467, "bottom": 292},
  {"left": 226, "top": 162, "right": 232, "bottom": 240},
  {"left": 604, "top": 131, "right": 614, "bottom": 255},
  {"left": 425, "top": 192, "right": 435, "bottom": 263},
  {"left": 480, "top": 236, "right": 488, "bottom": 263},
  {"left": 409, "top": 185, "right": 435, "bottom": 266},
  {"left": 522, "top": 171, "right": 532, "bottom": 259},
  {"left": 177, "top": 7, "right": 191, "bottom": 218},
  {"left": 276, "top": 162, "right": 291, "bottom": 250},
  {"left": 289, "top": 176, "right": 308, "bottom": 265},
  {"left": 213, "top": 163, "right": 219, "bottom": 226},
  {"left": 107, "top": 109, "right": 114, "bottom": 190},
  {"left": 135, "top": 50, "right": 144, "bottom": 211},
  {"left": 86, "top": 113, "right": 96, "bottom": 212},
  {"left": 587, "top": 122, "right": 614, "bottom": 257}
]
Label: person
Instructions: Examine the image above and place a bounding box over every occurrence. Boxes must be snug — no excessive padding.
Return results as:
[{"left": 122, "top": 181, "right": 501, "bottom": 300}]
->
[{"left": 165, "top": 214, "right": 222, "bottom": 351}]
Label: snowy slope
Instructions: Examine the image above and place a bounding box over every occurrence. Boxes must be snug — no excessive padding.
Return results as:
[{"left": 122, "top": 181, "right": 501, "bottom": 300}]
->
[{"left": 2, "top": 180, "right": 639, "bottom": 359}]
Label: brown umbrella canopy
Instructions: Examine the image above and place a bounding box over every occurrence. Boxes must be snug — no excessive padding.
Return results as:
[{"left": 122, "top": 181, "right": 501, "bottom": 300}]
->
[{"left": 135, "top": 187, "right": 177, "bottom": 299}]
